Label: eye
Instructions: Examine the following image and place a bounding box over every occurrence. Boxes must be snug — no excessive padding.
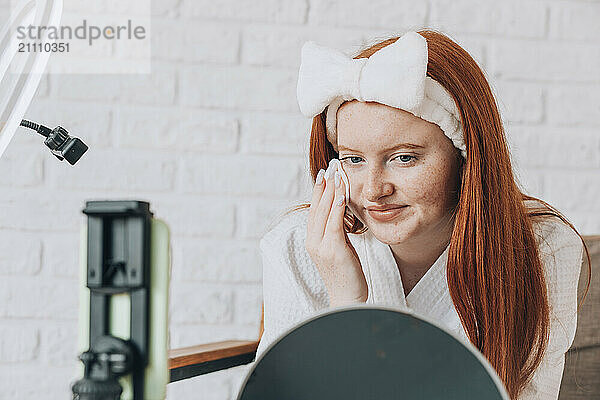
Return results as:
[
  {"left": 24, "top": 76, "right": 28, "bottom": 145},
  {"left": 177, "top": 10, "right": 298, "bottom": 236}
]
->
[
  {"left": 394, "top": 155, "right": 416, "bottom": 164},
  {"left": 340, "top": 156, "right": 363, "bottom": 165}
]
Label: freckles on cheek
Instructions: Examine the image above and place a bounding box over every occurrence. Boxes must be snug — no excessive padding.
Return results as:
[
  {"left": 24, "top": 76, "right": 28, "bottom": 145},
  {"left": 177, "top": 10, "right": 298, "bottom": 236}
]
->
[{"left": 405, "top": 166, "right": 451, "bottom": 206}]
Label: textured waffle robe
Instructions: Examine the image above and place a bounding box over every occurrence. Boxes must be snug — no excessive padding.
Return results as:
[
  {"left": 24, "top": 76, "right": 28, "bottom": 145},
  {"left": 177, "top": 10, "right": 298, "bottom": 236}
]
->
[{"left": 254, "top": 199, "right": 584, "bottom": 400}]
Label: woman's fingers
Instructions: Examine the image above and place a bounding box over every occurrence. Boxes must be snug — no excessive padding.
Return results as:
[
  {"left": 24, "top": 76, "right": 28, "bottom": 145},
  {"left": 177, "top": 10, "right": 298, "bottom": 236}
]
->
[
  {"left": 308, "top": 168, "right": 326, "bottom": 222},
  {"left": 324, "top": 169, "right": 346, "bottom": 242},
  {"left": 312, "top": 163, "right": 337, "bottom": 238},
  {"left": 305, "top": 160, "right": 366, "bottom": 303}
]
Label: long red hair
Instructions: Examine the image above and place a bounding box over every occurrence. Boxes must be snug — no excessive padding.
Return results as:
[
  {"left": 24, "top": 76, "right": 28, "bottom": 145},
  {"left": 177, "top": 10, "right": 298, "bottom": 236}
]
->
[{"left": 281, "top": 29, "right": 592, "bottom": 399}]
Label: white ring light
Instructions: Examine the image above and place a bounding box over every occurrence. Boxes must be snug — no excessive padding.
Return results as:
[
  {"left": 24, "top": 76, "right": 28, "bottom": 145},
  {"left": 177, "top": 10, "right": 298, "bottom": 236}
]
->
[{"left": 0, "top": 0, "right": 62, "bottom": 159}]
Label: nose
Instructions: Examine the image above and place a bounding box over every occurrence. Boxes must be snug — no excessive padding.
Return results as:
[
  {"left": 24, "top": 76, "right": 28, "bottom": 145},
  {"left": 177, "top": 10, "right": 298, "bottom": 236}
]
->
[{"left": 363, "top": 165, "right": 394, "bottom": 201}]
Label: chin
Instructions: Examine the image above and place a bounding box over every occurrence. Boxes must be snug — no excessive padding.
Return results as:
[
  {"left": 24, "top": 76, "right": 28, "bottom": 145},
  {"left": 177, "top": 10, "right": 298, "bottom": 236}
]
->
[
  {"left": 361, "top": 214, "right": 416, "bottom": 245},
  {"left": 368, "top": 225, "right": 411, "bottom": 245}
]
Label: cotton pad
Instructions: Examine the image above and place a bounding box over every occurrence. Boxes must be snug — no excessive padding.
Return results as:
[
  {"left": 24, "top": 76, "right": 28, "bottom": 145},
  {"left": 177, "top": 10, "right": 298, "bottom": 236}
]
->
[{"left": 329, "top": 158, "right": 350, "bottom": 203}]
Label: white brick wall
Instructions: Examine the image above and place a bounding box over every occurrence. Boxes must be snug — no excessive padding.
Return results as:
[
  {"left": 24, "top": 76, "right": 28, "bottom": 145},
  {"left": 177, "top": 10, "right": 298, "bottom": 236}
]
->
[{"left": 0, "top": 0, "right": 598, "bottom": 399}]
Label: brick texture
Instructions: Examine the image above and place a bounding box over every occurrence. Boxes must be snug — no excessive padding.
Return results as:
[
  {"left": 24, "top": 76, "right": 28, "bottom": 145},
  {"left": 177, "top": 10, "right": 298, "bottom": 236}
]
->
[{"left": 0, "top": 0, "right": 597, "bottom": 398}]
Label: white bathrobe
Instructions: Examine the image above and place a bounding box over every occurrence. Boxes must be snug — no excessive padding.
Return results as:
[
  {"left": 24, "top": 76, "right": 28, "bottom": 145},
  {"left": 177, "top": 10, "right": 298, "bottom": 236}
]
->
[{"left": 254, "top": 200, "right": 584, "bottom": 400}]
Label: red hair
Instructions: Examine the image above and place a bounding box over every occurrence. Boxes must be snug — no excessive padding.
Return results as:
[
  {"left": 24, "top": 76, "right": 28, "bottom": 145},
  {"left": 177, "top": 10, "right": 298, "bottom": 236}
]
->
[{"left": 283, "top": 29, "right": 592, "bottom": 399}]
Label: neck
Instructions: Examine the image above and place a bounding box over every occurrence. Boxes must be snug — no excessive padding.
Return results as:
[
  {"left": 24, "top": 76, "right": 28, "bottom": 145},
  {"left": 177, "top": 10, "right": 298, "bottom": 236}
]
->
[{"left": 388, "top": 215, "right": 454, "bottom": 296}]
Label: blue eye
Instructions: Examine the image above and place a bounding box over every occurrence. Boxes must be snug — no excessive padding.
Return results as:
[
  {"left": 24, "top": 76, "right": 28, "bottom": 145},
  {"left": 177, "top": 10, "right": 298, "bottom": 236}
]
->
[
  {"left": 395, "top": 155, "right": 415, "bottom": 163},
  {"left": 340, "top": 155, "right": 417, "bottom": 166},
  {"left": 339, "top": 156, "right": 364, "bottom": 165}
]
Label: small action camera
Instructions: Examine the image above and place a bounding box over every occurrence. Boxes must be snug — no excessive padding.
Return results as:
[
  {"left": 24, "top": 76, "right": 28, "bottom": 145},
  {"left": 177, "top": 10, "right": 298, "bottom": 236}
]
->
[{"left": 20, "top": 119, "right": 88, "bottom": 165}]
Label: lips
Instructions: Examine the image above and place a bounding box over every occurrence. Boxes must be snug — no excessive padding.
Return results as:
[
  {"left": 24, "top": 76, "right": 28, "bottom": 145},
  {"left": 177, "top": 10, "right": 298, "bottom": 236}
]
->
[
  {"left": 365, "top": 205, "right": 406, "bottom": 211},
  {"left": 366, "top": 205, "right": 408, "bottom": 222}
]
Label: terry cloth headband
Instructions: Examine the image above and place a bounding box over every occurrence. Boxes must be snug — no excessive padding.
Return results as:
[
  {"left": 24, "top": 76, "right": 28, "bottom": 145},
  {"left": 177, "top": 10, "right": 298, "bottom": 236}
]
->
[{"left": 296, "top": 31, "right": 467, "bottom": 159}]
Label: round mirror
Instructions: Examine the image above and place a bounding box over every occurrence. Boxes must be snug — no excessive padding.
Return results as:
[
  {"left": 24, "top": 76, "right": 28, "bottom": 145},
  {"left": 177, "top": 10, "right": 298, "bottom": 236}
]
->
[{"left": 238, "top": 305, "right": 510, "bottom": 400}]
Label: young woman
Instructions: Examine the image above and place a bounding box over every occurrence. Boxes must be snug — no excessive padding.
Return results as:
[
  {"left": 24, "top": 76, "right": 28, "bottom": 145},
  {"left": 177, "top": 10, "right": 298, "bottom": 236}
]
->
[{"left": 255, "top": 30, "right": 591, "bottom": 400}]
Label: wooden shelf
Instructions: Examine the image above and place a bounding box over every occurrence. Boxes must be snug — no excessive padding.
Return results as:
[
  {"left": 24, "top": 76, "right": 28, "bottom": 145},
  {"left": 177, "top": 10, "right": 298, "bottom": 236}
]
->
[{"left": 168, "top": 340, "right": 260, "bottom": 370}]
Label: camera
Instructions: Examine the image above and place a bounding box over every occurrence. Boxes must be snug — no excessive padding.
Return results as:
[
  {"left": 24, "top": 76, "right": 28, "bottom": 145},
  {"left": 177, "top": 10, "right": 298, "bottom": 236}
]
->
[
  {"left": 44, "top": 125, "right": 88, "bottom": 165},
  {"left": 20, "top": 119, "right": 88, "bottom": 165}
]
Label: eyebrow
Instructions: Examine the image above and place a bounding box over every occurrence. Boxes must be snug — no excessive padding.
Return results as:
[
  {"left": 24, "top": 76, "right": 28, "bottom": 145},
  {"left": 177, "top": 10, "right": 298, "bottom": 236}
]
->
[{"left": 337, "top": 143, "right": 425, "bottom": 152}]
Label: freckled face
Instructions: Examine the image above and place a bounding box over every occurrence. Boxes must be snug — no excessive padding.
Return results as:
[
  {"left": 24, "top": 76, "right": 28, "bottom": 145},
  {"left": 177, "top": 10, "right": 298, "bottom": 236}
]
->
[{"left": 336, "top": 100, "right": 463, "bottom": 246}]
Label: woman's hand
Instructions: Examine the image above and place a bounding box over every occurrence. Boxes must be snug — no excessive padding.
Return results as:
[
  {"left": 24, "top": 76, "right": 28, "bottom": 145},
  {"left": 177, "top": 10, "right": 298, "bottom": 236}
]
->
[{"left": 305, "top": 159, "right": 368, "bottom": 307}]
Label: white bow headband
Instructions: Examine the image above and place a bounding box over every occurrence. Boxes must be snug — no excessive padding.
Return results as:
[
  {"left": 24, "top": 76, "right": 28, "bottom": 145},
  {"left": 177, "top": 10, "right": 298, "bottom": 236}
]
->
[{"left": 296, "top": 31, "right": 467, "bottom": 158}]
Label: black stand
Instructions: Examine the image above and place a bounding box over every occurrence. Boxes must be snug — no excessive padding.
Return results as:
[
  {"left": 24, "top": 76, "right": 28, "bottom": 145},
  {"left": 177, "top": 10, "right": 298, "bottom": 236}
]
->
[{"left": 72, "top": 201, "right": 153, "bottom": 400}]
